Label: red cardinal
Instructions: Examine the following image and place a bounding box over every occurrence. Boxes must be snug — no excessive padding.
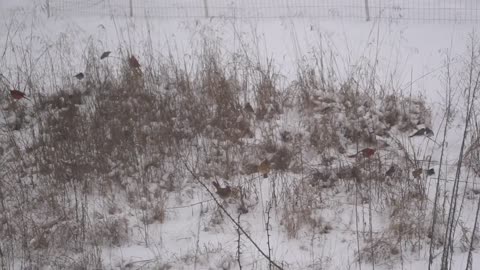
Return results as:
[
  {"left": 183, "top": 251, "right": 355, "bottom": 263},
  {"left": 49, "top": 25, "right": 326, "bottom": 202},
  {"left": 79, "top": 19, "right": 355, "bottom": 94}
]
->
[
  {"left": 348, "top": 148, "right": 376, "bottom": 158},
  {"left": 10, "top": 90, "right": 29, "bottom": 100},
  {"left": 128, "top": 55, "right": 141, "bottom": 68}
]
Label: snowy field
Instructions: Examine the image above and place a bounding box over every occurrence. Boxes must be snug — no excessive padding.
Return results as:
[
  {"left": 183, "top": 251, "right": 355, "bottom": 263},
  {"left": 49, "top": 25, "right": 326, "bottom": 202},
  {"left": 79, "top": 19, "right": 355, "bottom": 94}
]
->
[{"left": 1, "top": 1, "right": 480, "bottom": 270}]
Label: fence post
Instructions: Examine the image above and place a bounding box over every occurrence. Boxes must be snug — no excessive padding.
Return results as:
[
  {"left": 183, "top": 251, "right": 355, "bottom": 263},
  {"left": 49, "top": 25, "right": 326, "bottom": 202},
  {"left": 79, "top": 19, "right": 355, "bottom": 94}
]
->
[
  {"left": 364, "top": 0, "right": 370, "bottom": 21},
  {"left": 203, "top": 0, "right": 209, "bottom": 18},
  {"left": 129, "top": 0, "right": 133, "bottom": 17},
  {"left": 46, "top": 0, "right": 50, "bottom": 17}
]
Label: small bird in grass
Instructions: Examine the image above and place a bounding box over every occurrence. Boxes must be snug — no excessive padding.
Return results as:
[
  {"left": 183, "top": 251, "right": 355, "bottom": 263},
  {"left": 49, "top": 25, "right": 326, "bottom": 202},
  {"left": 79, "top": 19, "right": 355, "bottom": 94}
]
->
[
  {"left": 212, "top": 181, "right": 232, "bottom": 199},
  {"left": 100, "top": 51, "right": 111, "bottom": 60},
  {"left": 386, "top": 165, "right": 396, "bottom": 177},
  {"left": 244, "top": 102, "right": 254, "bottom": 114},
  {"left": 426, "top": 168, "right": 435, "bottom": 176},
  {"left": 10, "top": 89, "right": 29, "bottom": 100},
  {"left": 348, "top": 148, "right": 376, "bottom": 158},
  {"left": 413, "top": 168, "right": 423, "bottom": 179},
  {"left": 410, "top": 127, "right": 434, "bottom": 138},
  {"left": 258, "top": 159, "right": 271, "bottom": 178},
  {"left": 74, "top": 72, "right": 84, "bottom": 80},
  {"left": 128, "top": 55, "right": 141, "bottom": 68}
]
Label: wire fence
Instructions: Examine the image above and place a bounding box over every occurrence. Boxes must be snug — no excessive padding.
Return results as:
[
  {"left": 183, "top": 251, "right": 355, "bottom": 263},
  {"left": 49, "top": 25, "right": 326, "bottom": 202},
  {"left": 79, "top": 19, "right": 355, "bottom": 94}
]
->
[{"left": 46, "top": 0, "right": 480, "bottom": 22}]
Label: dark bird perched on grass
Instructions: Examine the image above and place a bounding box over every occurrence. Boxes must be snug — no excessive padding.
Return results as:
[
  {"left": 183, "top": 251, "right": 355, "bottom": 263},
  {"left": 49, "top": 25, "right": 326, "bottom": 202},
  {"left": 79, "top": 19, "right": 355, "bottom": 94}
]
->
[
  {"left": 410, "top": 127, "right": 434, "bottom": 138},
  {"left": 128, "top": 55, "right": 141, "bottom": 68},
  {"left": 386, "top": 165, "right": 396, "bottom": 177},
  {"left": 258, "top": 159, "right": 271, "bottom": 178},
  {"left": 426, "top": 168, "right": 435, "bottom": 176},
  {"left": 74, "top": 72, "right": 84, "bottom": 80},
  {"left": 100, "top": 51, "right": 111, "bottom": 60},
  {"left": 348, "top": 148, "right": 376, "bottom": 158},
  {"left": 212, "top": 181, "right": 231, "bottom": 199},
  {"left": 244, "top": 102, "right": 254, "bottom": 114},
  {"left": 10, "top": 89, "right": 29, "bottom": 100},
  {"left": 413, "top": 168, "right": 423, "bottom": 179}
]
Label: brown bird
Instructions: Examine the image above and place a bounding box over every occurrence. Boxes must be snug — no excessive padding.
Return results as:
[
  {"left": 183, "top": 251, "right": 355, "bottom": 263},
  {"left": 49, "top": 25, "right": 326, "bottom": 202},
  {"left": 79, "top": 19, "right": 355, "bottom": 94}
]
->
[
  {"left": 74, "top": 72, "right": 84, "bottom": 80},
  {"left": 100, "top": 51, "right": 111, "bottom": 60},
  {"left": 413, "top": 168, "right": 423, "bottom": 179},
  {"left": 258, "top": 159, "right": 271, "bottom": 178},
  {"left": 348, "top": 148, "right": 376, "bottom": 158},
  {"left": 212, "top": 181, "right": 231, "bottom": 199},
  {"left": 386, "top": 165, "right": 396, "bottom": 177},
  {"left": 128, "top": 55, "right": 141, "bottom": 68},
  {"left": 10, "top": 90, "right": 29, "bottom": 100}
]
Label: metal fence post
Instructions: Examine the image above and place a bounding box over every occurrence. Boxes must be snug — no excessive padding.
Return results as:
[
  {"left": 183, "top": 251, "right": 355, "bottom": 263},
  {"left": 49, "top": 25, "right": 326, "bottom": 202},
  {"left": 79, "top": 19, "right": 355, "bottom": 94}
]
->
[
  {"left": 203, "top": 0, "right": 209, "bottom": 18},
  {"left": 364, "top": 0, "right": 370, "bottom": 21},
  {"left": 129, "top": 0, "right": 133, "bottom": 17}
]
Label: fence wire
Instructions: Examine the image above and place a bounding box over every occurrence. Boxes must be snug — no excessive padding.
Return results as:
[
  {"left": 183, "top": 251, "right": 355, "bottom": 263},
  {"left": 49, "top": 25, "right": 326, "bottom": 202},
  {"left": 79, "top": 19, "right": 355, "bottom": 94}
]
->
[{"left": 48, "top": 0, "right": 480, "bottom": 22}]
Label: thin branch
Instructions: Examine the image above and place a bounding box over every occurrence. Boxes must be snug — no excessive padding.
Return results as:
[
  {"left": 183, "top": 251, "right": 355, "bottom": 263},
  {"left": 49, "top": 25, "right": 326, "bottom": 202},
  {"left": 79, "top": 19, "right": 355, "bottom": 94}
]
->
[
  {"left": 465, "top": 189, "right": 480, "bottom": 270},
  {"left": 441, "top": 40, "right": 480, "bottom": 270},
  {"left": 266, "top": 200, "right": 273, "bottom": 270},
  {"left": 429, "top": 56, "right": 454, "bottom": 270},
  {"left": 183, "top": 161, "right": 284, "bottom": 270},
  {"left": 237, "top": 213, "right": 243, "bottom": 270}
]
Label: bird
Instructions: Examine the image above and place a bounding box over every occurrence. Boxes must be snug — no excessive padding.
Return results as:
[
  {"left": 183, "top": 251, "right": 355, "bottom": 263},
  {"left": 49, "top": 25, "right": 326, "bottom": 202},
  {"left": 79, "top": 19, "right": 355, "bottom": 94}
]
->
[
  {"left": 426, "top": 168, "right": 435, "bottom": 176},
  {"left": 74, "top": 72, "right": 84, "bottom": 80},
  {"left": 100, "top": 51, "right": 111, "bottom": 60},
  {"left": 244, "top": 102, "right": 254, "bottom": 114},
  {"left": 413, "top": 168, "right": 423, "bottom": 179},
  {"left": 258, "top": 159, "right": 271, "bottom": 178},
  {"left": 409, "top": 127, "right": 434, "bottom": 138},
  {"left": 212, "top": 181, "right": 231, "bottom": 199},
  {"left": 348, "top": 148, "right": 376, "bottom": 158},
  {"left": 280, "top": 131, "right": 292, "bottom": 143},
  {"left": 128, "top": 55, "right": 141, "bottom": 68},
  {"left": 386, "top": 165, "right": 396, "bottom": 176},
  {"left": 10, "top": 89, "right": 29, "bottom": 100}
]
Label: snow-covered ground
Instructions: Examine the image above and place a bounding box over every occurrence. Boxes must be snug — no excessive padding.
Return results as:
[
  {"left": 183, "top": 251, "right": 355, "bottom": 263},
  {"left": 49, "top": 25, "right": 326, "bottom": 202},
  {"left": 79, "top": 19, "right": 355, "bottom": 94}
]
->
[{"left": 1, "top": 1, "right": 480, "bottom": 270}]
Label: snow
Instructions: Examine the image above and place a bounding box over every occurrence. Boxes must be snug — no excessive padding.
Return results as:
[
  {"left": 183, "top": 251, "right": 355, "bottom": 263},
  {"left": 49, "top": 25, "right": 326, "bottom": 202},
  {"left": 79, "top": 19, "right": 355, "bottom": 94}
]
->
[{"left": 1, "top": 1, "right": 480, "bottom": 270}]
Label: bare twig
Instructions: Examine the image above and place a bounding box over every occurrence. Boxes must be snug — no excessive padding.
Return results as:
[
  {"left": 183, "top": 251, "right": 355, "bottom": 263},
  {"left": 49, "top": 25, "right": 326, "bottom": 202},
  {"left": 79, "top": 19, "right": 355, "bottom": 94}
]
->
[
  {"left": 237, "top": 213, "right": 243, "bottom": 270},
  {"left": 429, "top": 55, "right": 454, "bottom": 270},
  {"left": 465, "top": 191, "right": 480, "bottom": 270},
  {"left": 183, "top": 161, "right": 284, "bottom": 270},
  {"left": 266, "top": 200, "right": 273, "bottom": 270},
  {"left": 441, "top": 36, "right": 480, "bottom": 270}
]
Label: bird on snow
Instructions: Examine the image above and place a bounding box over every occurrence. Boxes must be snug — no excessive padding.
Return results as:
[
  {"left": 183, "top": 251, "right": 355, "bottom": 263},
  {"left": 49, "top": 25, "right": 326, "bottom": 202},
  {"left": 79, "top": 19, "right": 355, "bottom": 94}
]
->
[
  {"left": 413, "top": 168, "right": 423, "bottom": 179},
  {"left": 74, "top": 72, "right": 84, "bottom": 80},
  {"left": 100, "top": 51, "right": 111, "bottom": 60},
  {"left": 258, "top": 159, "right": 271, "bottom": 178},
  {"left": 212, "top": 181, "right": 232, "bottom": 199},
  {"left": 348, "top": 148, "right": 376, "bottom": 158},
  {"left": 409, "top": 127, "right": 434, "bottom": 138},
  {"left": 244, "top": 102, "right": 254, "bottom": 114},
  {"left": 128, "top": 55, "right": 141, "bottom": 68},
  {"left": 426, "top": 168, "right": 435, "bottom": 176},
  {"left": 10, "top": 89, "right": 29, "bottom": 100},
  {"left": 386, "top": 165, "right": 396, "bottom": 176}
]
